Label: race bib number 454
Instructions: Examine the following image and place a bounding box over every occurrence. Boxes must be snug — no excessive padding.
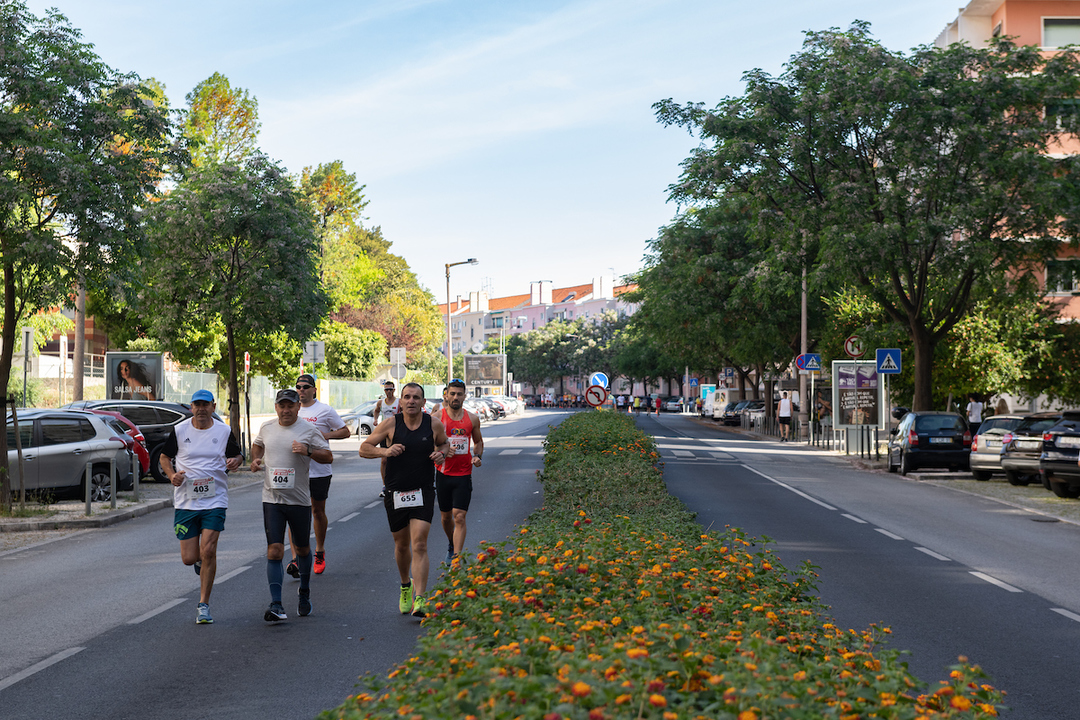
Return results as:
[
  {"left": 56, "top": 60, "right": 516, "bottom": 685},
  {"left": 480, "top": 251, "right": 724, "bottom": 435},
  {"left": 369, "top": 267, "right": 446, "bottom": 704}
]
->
[
  {"left": 393, "top": 490, "right": 423, "bottom": 509},
  {"left": 270, "top": 468, "right": 296, "bottom": 490}
]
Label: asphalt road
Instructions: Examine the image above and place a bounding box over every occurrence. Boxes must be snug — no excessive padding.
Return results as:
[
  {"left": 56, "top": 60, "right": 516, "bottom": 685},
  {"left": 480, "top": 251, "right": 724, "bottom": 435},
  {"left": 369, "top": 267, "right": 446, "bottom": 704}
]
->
[
  {"left": 644, "top": 411, "right": 1080, "bottom": 720},
  {"left": 0, "top": 410, "right": 559, "bottom": 720}
]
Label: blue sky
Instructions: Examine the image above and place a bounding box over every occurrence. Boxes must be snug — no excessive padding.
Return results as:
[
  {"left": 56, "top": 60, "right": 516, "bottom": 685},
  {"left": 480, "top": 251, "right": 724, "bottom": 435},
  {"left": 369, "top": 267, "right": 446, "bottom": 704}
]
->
[{"left": 28, "top": 0, "right": 962, "bottom": 300}]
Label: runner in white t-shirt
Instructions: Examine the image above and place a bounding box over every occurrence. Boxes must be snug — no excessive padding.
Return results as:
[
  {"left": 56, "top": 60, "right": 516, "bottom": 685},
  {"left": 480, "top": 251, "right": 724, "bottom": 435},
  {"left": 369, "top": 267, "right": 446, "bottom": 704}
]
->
[
  {"left": 374, "top": 380, "right": 401, "bottom": 497},
  {"left": 159, "top": 389, "right": 244, "bottom": 625}
]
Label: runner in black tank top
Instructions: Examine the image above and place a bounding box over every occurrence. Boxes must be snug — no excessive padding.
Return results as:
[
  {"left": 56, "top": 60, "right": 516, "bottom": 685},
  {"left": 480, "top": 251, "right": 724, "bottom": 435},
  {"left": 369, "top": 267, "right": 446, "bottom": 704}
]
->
[{"left": 385, "top": 413, "right": 435, "bottom": 492}]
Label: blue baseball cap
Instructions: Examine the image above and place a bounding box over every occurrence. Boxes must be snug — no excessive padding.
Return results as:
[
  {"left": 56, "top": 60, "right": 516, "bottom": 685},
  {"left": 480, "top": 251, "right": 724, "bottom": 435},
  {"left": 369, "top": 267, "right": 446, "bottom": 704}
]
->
[{"left": 191, "top": 389, "right": 215, "bottom": 403}]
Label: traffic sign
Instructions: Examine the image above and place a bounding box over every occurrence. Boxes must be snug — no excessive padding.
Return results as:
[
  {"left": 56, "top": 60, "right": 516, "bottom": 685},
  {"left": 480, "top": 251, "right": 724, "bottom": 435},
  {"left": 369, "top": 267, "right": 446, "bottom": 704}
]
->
[
  {"left": 876, "top": 348, "right": 902, "bottom": 374},
  {"left": 689, "top": 378, "right": 699, "bottom": 387},
  {"left": 389, "top": 363, "right": 407, "bottom": 380},
  {"left": 585, "top": 384, "right": 609, "bottom": 408},
  {"left": 723, "top": 367, "right": 735, "bottom": 378},
  {"left": 796, "top": 353, "right": 821, "bottom": 373},
  {"left": 844, "top": 335, "right": 865, "bottom": 358},
  {"left": 589, "top": 371, "right": 609, "bottom": 388},
  {"left": 303, "top": 340, "right": 325, "bottom": 364}
]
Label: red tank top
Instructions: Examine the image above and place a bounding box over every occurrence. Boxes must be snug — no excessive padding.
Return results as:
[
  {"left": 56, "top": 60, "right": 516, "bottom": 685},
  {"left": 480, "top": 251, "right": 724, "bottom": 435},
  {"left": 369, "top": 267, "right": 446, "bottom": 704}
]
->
[{"left": 438, "top": 408, "right": 474, "bottom": 476}]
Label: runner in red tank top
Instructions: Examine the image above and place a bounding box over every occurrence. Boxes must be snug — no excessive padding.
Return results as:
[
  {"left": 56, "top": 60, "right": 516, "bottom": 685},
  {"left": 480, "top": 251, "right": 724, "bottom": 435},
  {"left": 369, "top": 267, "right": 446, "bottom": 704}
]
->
[{"left": 435, "top": 380, "right": 484, "bottom": 565}]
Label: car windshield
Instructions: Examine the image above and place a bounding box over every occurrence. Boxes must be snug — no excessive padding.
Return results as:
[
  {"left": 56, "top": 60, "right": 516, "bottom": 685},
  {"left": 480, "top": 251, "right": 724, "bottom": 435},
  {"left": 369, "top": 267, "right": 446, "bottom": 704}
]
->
[
  {"left": 914, "top": 415, "right": 965, "bottom": 432},
  {"left": 1016, "top": 417, "right": 1059, "bottom": 435},
  {"left": 979, "top": 417, "right": 1022, "bottom": 434}
]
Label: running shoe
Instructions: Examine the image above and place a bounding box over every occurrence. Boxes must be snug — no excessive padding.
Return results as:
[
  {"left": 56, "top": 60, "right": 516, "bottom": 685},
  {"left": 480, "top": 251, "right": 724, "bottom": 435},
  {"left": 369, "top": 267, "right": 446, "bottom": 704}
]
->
[
  {"left": 194, "top": 560, "right": 201, "bottom": 576},
  {"left": 264, "top": 602, "right": 287, "bottom": 622},
  {"left": 196, "top": 603, "right": 213, "bottom": 624},
  {"left": 399, "top": 583, "right": 413, "bottom": 614},
  {"left": 444, "top": 542, "right": 454, "bottom": 565},
  {"left": 313, "top": 552, "right": 325, "bottom": 575},
  {"left": 286, "top": 560, "right": 300, "bottom": 579},
  {"left": 298, "top": 588, "right": 312, "bottom": 617},
  {"left": 411, "top": 595, "right": 428, "bottom": 618}
]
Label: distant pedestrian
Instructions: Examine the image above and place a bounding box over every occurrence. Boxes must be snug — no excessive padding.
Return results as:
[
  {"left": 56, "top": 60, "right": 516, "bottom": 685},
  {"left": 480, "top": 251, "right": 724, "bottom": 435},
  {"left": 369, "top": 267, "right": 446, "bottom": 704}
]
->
[
  {"left": 966, "top": 394, "right": 984, "bottom": 436},
  {"left": 777, "top": 391, "right": 792, "bottom": 442},
  {"left": 633, "top": 396, "right": 641, "bottom": 415},
  {"left": 654, "top": 396, "right": 662, "bottom": 415}
]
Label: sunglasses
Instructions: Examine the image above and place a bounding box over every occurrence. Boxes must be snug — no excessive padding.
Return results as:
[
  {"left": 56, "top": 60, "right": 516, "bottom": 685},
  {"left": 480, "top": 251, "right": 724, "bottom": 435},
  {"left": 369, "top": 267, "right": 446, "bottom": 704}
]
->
[{"left": 295, "top": 384, "right": 314, "bottom": 390}]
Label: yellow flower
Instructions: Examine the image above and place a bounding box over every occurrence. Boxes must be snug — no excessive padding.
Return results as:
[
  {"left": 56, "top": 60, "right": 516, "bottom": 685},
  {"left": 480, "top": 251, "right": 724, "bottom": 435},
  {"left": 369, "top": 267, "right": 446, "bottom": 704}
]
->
[
  {"left": 571, "top": 681, "right": 592, "bottom": 697},
  {"left": 649, "top": 694, "right": 667, "bottom": 707}
]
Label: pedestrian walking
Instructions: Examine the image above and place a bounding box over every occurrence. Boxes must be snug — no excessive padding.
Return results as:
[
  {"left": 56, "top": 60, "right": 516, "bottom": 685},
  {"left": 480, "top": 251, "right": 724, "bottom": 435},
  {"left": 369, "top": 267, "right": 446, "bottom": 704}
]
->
[{"left": 777, "top": 391, "right": 793, "bottom": 441}]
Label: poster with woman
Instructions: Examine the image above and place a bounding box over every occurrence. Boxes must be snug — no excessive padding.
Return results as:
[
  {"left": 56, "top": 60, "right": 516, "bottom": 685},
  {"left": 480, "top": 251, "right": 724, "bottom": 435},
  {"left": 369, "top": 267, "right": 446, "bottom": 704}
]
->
[{"left": 105, "top": 352, "right": 163, "bottom": 400}]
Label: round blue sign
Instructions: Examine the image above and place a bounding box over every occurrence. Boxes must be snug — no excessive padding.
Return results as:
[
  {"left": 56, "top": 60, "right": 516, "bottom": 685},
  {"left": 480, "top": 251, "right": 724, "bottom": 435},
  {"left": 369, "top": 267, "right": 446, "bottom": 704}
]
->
[{"left": 589, "top": 372, "right": 609, "bottom": 388}]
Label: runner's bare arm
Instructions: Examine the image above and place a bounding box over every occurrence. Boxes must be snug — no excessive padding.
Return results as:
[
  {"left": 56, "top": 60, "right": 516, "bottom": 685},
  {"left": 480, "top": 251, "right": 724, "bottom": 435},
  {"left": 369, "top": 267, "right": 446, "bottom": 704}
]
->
[
  {"left": 469, "top": 411, "right": 484, "bottom": 467},
  {"left": 359, "top": 416, "right": 396, "bottom": 459},
  {"left": 429, "top": 416, "right": 450, "bottom": 463}
]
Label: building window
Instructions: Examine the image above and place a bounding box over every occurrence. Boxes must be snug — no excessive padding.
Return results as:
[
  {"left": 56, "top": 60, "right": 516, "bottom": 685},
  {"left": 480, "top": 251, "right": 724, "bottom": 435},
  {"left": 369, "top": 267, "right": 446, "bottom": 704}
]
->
[
  {"left": 1046, "top": 259, "right": 1080, "bottom": 294},
  {"left": 1044, "top": 18, "right": 1080, "bottom": 48}
]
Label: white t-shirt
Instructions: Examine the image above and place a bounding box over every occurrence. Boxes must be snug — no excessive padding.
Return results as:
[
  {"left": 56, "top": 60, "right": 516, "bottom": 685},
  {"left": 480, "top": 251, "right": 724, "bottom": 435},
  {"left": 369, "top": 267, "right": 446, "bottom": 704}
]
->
[
  {"left": 299, "top": 399, "right": 345, "bottom": 478},
  {"left": 254, "top": 419, "right": 330, "bottom": 507},
  {"left": 171, "top": 419, "right": 234, "bottom": 511},
  {"left": 967, "top": 401, "right": 983, "bottom": 424},
  {"left": 376, "top": 396, "right": 400, "bottom": 425},
  {"left": 778, "top": 398, "right": 792, "bottom": 418}
]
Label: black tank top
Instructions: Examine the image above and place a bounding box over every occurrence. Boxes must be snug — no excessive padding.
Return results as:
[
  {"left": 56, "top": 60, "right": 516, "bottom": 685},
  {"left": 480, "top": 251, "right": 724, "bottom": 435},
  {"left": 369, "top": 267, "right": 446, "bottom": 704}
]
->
[{"left": 385, "top": 413, "right": 435, "bottom": 492}]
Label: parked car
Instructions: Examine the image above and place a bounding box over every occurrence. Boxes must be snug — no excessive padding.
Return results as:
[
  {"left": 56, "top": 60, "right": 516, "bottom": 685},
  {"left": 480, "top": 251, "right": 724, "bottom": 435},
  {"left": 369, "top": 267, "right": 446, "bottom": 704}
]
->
[
  {"left": 341, "top": 400, "right": 378, "bottom": 436},
  {"left": 479, "top": 397, "right": 505, "bottom": 419},
  {"left": 1000, "top": 412, "right": 1062, "bottom": 486},
  {"left": 968, "top": 414, "right": 1025, "bottom": 481},
  {"left": 741, "top": 400, "right": 767, "bottom": 424},
  {"left": 463, "top": 397, "right": 491, "bottom": 422},
  {"left": 663, "top": 396, "right": 684, "bottom": 412},
  {"left": 61, "top": 400, "right": 203, "bottom": 483},
  {"left": 1039, "top": 411, "right": 1080, "bottom": 498},
  {"left": 85, "top": 409, "right": 151, "bottom": 475},
  {"left": 721, "top": 401, "right": 748, "bottom": 425},
  {"left": 887, "top": 411, "right": 970, "bottom": 475},
  {"left": 7, "top": 409, "right": 134, "bottom": 501}
]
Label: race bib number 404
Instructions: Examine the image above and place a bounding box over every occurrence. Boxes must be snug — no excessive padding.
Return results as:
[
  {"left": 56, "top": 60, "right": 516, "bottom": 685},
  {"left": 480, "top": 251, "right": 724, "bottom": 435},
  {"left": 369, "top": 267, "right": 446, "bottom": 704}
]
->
[
  {"left": 270, "top": 467, "right": 296, "bottom": 490},
  {"left": 184, "top": 477, "right": 215, "bottom": 501},
  {"left": 393, "top": 490, "right": 423, "bottom": 510}
]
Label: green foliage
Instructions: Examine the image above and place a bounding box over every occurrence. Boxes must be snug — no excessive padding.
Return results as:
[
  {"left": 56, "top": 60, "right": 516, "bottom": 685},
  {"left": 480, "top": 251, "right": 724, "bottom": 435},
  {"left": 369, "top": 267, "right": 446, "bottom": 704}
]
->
[
  {"left": 655, "top": 24, "right": 1080, "bottom": 409},
  {"left": 7, "top": 374, "right": 44, "bottom": 408},
  {"left": 124, "top": 337, "right": 162, "bottom": 352},
  {"left": 183, "top": 72, "right": 259, "bottom": 167},
  {"left": 322, "top": 412, "right": 1005, "bottom": 719},
  {"left": 316, "top": 319, "right": 386, "bottom": 380}
]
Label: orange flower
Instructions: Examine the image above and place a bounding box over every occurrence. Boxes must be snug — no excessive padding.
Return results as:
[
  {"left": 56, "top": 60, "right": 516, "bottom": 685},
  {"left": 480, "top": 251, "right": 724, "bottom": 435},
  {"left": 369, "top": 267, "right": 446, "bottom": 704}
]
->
[
  {"left": 950, "top": 696, "right": 972, "bottom": 711},
  {"left": 738, "top": 712, "right": 757, "bottom": 720},
  {"left": 649, "top": 694, "right": 667, "bottom": 707},
  {"left": 627, "top": 648, "right": 649, "bottom": 659},
  {"left": 571, "top": 681, "right": 591, "bottom": 697}
]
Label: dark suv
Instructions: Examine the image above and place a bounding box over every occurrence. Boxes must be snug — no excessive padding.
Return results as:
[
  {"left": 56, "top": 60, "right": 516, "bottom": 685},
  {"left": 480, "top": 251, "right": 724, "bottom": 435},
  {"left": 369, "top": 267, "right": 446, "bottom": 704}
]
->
[
  {"left": 1000, "top": 412, "right": 1062, "bottom": 487},
  {"left": 1039, "top": 411, "right": 1080, "bottom": 498},
  {"left": 887, "top": 411, "right": 970, "bottom": 475},
  {"left": 61, "top": 400, "right": 200, "bottom": 482}
]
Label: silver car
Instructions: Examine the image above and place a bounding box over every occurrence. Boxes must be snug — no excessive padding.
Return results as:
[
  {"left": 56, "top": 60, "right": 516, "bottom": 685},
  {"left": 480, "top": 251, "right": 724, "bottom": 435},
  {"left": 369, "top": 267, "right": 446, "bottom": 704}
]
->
[
  {"left": 968, "top": 414, "right": 1024, "bottom": 481},
  {"left": 7, "top": 409, "right": 134, "bottom": 501}
]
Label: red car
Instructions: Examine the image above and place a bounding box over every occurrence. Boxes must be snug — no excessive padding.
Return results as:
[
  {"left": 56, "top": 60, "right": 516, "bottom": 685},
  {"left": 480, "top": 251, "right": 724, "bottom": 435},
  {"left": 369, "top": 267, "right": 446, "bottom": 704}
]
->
[{"left": 86, "top": 409, "right": 150, "bottom": 475}]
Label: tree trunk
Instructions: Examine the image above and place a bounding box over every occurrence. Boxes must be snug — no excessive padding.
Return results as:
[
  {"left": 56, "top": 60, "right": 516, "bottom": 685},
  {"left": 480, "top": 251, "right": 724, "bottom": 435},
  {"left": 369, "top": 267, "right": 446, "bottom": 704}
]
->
[
  {"left": 0, "top": 260, "right": 16, "bottom": 510},
  {"left": 226, "top": 323, "right": 241, "bottom": 442},
  {"left": 911, "top": 324, "right": 935, "bottom": 411}
]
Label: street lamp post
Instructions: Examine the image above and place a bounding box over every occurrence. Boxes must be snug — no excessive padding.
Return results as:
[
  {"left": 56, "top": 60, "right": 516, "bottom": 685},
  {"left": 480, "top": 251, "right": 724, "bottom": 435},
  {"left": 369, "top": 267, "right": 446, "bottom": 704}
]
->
[{"left": 446, "top": 258, "right": 479, "bottom": 384}]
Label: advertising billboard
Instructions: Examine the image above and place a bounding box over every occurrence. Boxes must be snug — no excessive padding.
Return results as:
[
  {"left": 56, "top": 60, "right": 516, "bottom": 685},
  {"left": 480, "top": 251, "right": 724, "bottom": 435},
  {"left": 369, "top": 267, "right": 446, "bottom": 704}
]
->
[
  {"left": 105, "top": 352, "right": 164, "bottom": 400},
  {"left": 464, "top": 354, "right": 505, "bottom": 387},
  {"left": 833, "top": 360, "right": 879, "bottom": 427}
]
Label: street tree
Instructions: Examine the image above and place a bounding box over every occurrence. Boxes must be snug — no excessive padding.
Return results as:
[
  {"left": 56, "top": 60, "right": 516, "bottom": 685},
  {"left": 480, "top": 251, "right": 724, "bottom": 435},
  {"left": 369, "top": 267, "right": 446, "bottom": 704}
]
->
[
  {"left": 0, "top": 2, "right": 177, "bottom": 508},
  {"left": 145, "top": 154, "right": 329, "bottom": 440},
  {"left": 183, "top": 72, "right": 260, "bottom": 167},
  {"left": 655, "top": 24, "right": 1080, "bottom": 410}
]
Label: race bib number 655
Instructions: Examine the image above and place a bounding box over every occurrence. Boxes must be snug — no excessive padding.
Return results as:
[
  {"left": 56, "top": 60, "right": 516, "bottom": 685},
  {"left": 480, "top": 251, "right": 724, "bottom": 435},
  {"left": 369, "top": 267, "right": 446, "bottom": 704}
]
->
[{"left": 393, "top": 490, "right": 422, "bottom": 509}]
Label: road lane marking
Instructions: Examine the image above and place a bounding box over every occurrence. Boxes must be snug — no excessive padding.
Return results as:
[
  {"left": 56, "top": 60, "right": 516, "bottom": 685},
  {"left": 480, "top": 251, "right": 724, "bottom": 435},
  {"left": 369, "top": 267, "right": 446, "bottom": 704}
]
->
[
  {"left": 0, "top": 647, "right": 85, "bottom": 692},
  {"left": 709, "top": 451, "right": 732, "bottom": 459},
  {"left": 500, "top": 449, "right": 522, "bottom": 455},
  {"left": 127, "top": 599, "right": 186, "bottom": 625},
  {"left": 1051, "top": 608, "right": 1080, "bottom": 623},
  {"left": 915, "top": 547, "right": 952, "bottom": 561},
  {"left": 875, "top": 529, "right": 905, "bottom": 540},
  {"left": 338, "top": 512, "right": 360, "bottom": 522},
  {"left": 364, "top": 501, "right": 381, "bottom": 508},
  {"left": 842, "top": 514, "right": 867, "bottom": 524},
  {"left": 672, "top": 450, "right": 694, "bottom": 458},
  {"left": 216, "top": 565, "right": 251, "bottom": 584},
  {"left": 741, "top": 465, "right": 837, "bottom": 510},
  {"left": 970, "top": 572, "right": 1022, "bottom": 593}
]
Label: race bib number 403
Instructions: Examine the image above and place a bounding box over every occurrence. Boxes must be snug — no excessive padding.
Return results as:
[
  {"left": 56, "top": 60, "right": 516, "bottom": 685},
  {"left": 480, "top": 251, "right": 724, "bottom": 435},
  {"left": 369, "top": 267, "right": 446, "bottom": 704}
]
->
[
  {"left": 184, "top": 477, "right": 215, "bottom": 501},
  {"left": 393, "top": 490, "right": 423, "bottom": 509},
  {"left": 270, "top": 467, "right": 296, "bottom": 490}
]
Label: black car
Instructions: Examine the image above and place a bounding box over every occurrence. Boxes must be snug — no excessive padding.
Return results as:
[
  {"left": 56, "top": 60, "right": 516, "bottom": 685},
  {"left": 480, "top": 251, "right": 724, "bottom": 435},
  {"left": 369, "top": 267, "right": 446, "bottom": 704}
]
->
[
  {"left": 887, "top": 411, "right": 970, "bottom": 475},
  {"left": 1000, "top": 412, "right": 1062, "bottom": 487},
  {"left": 1039, "top": 410, "right": 1080, "bottom": 498},
  {"left": 61, "top": 400, "right": 203, "bottom": 482}
]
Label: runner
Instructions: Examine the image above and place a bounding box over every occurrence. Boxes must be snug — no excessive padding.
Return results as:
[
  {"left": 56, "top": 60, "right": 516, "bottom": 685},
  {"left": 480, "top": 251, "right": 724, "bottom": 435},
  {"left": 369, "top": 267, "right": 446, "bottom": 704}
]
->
[
  {"left": 633, "top": 395, "right": 641, "bottom": 415},
  {"left": 435, "top": 379, "right": 483, "bottom": 565},
  {"left": 374, "top": 380, "right": 401, "bottom": 498},
  {"left": 160, "top": 389, "right": 244, "bottom": 625},
  {"left": 654, "top": 395, "right": 663, "bottom": 415},
  {"left": 286, "top": 373, "right": 350, "bottom": 577},
  {"left": 360, "top": 382, "right": 450, "bottom": 618},
  {"left": 250, "top": 388, "right": 332, "bottom": 622}
]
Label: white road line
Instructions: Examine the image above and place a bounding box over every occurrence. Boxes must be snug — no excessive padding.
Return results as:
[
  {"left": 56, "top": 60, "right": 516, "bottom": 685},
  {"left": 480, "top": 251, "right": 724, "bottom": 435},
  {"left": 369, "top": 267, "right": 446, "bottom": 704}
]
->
[
  {"left": 1051, "top": 608, "right": 1080, "bottom": 623},
  {"left": 672, "top": 450, "right": 694, "bottom": 458},
  {"left": 338, "top": 511, "right": 360, "bottom": 522},
  {"left": 216, "top": 565, "right": 251, "bottom": 584},
  {"left": 708, "top": 451, "right": 731, "bottom": 459},
  {"left": 364, "top": 501, "right": 381, "bottom": 508},
  {"left": 0, "top": 647, "right": 85, "bottom": 692},
  {"left": 915, "top": 547, "right": 952, "bottom": 561},
  {"left": 127, "top": 599, "right": 186, "bottom": 625},
  {"left": 875, "top": 528, "right": 905, "bottom": 540},
  {"left": 842, "top": 514, "right": 867, "bottom": 524},
  {"left": 741, "top": 465, "right": 837, "bottom": 510},
  {"left": 500, "top": 449, "right": 522, "bottom": 455},
  {"left": 970, "top": 571, "right": 1022, "bottom": 593}
]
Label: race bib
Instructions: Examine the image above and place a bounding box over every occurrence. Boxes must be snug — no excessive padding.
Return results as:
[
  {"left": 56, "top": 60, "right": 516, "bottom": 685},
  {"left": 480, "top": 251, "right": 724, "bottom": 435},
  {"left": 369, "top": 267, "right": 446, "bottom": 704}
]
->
[
  {"left": 183, "top": 477, "right": 215, "bottom": 501},
  {"left": 449, "top": 436, "right": 469, "bottom": 456},
  {"left": 393, "top": 489, "right": 423, "bottom": 509},
  {"left": 270, "top": 467, "right": 296, "bottom": 490}
]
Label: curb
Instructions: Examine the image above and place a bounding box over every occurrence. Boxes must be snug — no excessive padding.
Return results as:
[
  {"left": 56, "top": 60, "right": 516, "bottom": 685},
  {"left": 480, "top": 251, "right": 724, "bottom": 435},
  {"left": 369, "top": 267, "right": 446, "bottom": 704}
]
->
[{"left": 0, "top": 498, "right": 175, "bottom": 532}]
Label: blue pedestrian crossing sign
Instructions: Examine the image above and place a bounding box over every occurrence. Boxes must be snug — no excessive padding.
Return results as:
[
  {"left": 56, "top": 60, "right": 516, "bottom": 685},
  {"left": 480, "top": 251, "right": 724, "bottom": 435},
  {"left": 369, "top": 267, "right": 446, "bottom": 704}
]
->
[
  {"left": 876, "top": 349, "right": 901, "bottom": 374},
  {"left": 589, "top": 371, "right": 609, "bottom": 388},
  {"left": 689, "top": 378, "right": 699, "bottom": 387},
  {"left": 796, "top": 353, "right": 821, "bottom": 372}
]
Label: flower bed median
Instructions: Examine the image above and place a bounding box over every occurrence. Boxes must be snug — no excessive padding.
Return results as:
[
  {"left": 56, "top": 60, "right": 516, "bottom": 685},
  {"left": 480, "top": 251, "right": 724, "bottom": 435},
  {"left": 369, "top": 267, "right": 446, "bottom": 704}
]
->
[{"left": 322, "top": 412, "right": 1004, "bottom": 719}]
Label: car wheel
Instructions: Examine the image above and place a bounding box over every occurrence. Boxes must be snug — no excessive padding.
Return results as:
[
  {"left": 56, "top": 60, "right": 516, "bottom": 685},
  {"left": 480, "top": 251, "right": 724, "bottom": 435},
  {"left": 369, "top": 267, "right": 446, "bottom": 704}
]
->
[
  {"left": 1049, "top": 480, "right": 1080, "bottom": 499},
  {"left": 358, "top": 424, "right": 372, "bottom": 437},
  {"left": 149, "top": 444, "right": 169, "bottom": 483},
  {"left": 972, "top": 470, "right": 992, "bottom": 481},
  {"left": 1041, "top": 471, "right": 1052, "bottom": 490},
  {"left": 88, "top": 464, "right": 113, "bottom": 502},
  {"left": 1004, "top": 470, "right": 1029, "bottom": 486},
  {"left": 899, "top": 451, "right": 912, "bottom": 476}
]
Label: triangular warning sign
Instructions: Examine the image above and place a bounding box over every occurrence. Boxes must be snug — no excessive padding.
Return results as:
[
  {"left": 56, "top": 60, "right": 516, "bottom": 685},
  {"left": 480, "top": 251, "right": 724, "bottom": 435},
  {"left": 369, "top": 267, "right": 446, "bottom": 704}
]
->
[
  {"left": 805, "top": 357, "right": 820, "bottom": 370},
  {"left": 879, "top": 353, "right": 898, "bottom": 371}
]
